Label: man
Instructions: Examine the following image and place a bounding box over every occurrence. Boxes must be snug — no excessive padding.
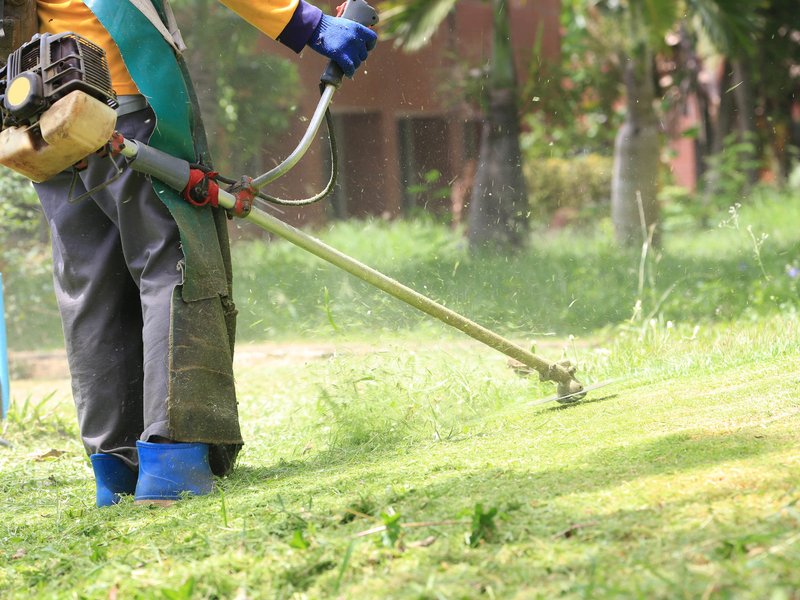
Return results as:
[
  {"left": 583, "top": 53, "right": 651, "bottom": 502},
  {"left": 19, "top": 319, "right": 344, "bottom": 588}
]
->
[{"left": 30, "top": 0, "right": 377, "bottom": 507}]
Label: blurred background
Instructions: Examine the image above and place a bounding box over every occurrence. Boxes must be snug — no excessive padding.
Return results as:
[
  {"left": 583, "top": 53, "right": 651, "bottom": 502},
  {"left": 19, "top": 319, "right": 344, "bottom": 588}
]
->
[{"left": 1, "top": 0, "right": 798, "bottom": 354}]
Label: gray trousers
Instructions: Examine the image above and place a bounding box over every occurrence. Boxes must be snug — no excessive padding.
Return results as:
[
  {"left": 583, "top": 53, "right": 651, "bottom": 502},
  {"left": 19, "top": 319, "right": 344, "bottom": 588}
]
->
[{"left": 35, "top": 107, "right": 181, "bottom": 468}]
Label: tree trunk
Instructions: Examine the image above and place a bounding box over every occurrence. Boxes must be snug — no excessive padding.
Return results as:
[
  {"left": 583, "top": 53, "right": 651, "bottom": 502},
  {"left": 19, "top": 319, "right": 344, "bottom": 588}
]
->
[
  {"left": 709, "top": 62, "right": 735, "bottom": 156},
  {"left": 466, "top": 0, "right": 528, "bottom": 250},
  {"left": 731, "top": 57, "right": 760, "bottom": 185},
  {"left": 677, "top": 24, "right": 712, "bottom": 183},
  {"left": 611, "top": 55, "right": 661, "bottom": 246}
]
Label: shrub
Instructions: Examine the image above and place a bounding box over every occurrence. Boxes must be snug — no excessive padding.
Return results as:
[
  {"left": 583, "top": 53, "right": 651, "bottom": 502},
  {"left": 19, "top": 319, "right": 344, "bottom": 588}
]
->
[
  {"left": 0, "top": 171, "right": 60, "bottom": 351},
  {"left": 523, "top": 153, "right": 613, "bottom": 225}
]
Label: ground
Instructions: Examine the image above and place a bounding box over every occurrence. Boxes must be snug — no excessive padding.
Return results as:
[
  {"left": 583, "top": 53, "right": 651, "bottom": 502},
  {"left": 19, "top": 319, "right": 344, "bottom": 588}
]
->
[{"left": 1, "top": 324, "right": 799, "bottom": 599}]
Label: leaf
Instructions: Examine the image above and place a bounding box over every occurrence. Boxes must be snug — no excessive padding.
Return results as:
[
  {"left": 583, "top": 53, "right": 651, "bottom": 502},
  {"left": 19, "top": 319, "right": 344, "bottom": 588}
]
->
[
  {"left": 684, "top": 0, "right": 763, "bottom": 56},
  {"left": 380, "top": 0, "right": 459, "bottom": 52},
  {"left": 333, "top": 541, "right": 356, "bottom": 594},
  {"left": 322, "top": 287, "right": 339, "bottom": 332},
  {"left": 681, "top": 125, "right": 700, "bottom": 139},
  {"left": 289, "top": 529, "right": 310, "bottom": 550},
  {"left": 406, "top": 535, "right": 437, "bottom": 548},
  {"left": 467, "top": 503, "right": 498, "bottom": 547},
  {"left": 423, "top": 169, "right": 442, "bottom": 184},
  {"left": 31, "top": 448, "right": 66, "bottom": 462},
  {"left": 380, "top": 511, "right": 403, "bottom": 548},
  {"left": 161, "top": 577, "right": 196, "bottom": 600}
]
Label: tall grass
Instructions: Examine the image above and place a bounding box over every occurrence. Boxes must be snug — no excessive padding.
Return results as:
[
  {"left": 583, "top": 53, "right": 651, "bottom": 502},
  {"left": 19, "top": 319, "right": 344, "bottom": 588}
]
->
[
  {"left": 232, "top": 190, "right": 800, "bottom": 343},
  {"left": 4, "top": 188, "right": 799, "bottom": 350}
]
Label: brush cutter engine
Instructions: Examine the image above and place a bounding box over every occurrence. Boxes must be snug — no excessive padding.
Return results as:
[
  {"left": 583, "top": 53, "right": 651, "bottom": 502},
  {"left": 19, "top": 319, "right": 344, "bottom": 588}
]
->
[{"left": 0, "top": 33, "right": 118, "bottom": 182}]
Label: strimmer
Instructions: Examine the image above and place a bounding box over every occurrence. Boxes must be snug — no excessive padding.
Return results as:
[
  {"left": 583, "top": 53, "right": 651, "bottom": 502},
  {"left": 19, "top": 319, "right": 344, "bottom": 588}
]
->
[{"left": 0, "top": 0, "right": 586, "bottom": 403}]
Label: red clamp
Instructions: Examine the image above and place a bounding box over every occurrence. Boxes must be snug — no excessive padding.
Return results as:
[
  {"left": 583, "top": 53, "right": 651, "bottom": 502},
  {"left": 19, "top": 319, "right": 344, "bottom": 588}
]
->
[
  {"left": 73, "top": 131, "right": 127, "bottom": 170},
  {"left": 183, "top": 168, "right": 220, "bottom": 208},
  {"left": 108, "top": 131, "right": 126, "bottom": 156},
  {"left": 227, "top": 176, "right": 256, "bottom": 218}
]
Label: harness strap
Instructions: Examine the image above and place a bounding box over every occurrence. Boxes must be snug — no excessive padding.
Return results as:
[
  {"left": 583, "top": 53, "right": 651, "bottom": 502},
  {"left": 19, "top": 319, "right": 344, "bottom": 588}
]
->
[
  {"left": 127, "top": 0, "right": 186, "bottom": 53},
  {"left": 116, "top": 94, "right": 149, "bottom": 117}
]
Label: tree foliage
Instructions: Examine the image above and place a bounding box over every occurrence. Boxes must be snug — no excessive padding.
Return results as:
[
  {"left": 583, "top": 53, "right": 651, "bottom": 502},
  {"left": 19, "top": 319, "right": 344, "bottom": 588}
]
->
[
  {"left": 0, "top": 171, "right": 42, "bottom": 246},
  {"left": 521, "top": 2, "right": 623, "bottom": 159},
  {"left": 171, "top": 0, "right": 300, "bottom": 177},
  {"left": 564, "top": 0, "right": 765, "bottom": 244},
  {"left": 380, "top": 0, "right": 459, "bottom": 52}
]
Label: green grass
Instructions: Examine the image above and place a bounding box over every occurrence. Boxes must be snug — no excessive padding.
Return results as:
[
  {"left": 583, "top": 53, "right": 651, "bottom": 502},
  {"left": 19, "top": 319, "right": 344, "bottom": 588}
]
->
[
  {"left": 5, "top": 188, "right": 800, "bottom": 350},
  {"left": 1, "top": 315, "right": 799, "bottom": 598},
  {"left": 1, "top": 189, "right": 799, "bottom": 597},
  {"left": 231, "top": 192, "right": 800, "bottom": 344}
]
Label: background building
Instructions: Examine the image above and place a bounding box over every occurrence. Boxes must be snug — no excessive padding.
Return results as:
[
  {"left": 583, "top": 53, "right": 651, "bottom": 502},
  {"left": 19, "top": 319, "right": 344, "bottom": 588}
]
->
[{"left": 260, "top": 0, "right": 561, "bottom": 227}]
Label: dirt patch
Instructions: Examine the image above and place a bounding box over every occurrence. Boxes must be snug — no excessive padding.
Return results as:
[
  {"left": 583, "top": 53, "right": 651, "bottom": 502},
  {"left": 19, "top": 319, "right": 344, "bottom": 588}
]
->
[
  {"left": 9, "top": 351, "right": 69, "bottom": 381},
  {"left": 9, "top": 337, "right": 579, "bottom": 382},
  {"left": 9, "top": 343, "right": 362, "bottom": 381}
]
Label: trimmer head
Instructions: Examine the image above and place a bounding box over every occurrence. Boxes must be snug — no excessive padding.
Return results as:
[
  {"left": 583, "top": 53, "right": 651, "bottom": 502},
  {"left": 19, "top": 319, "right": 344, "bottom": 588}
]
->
[
  {"left": 556, "top": 379, "right": 587, "bottom": 404},
  {"left": 509, "top": 358, "right": 587, "bottom": 403},
  {"left": 553, "top": 360, "right": 586, "bottom": 404}
]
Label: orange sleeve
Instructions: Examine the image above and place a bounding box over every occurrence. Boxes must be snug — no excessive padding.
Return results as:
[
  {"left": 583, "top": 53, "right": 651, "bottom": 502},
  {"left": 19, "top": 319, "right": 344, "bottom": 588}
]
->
[
  {"left": 37, "top": 0, "right": 139, "bottom": 95},
  {"left": 35, "top": 0, "right": 308, "bottom": 96},
  {"left": 218, "top": 0, "right": 300, "bottom": 39}
]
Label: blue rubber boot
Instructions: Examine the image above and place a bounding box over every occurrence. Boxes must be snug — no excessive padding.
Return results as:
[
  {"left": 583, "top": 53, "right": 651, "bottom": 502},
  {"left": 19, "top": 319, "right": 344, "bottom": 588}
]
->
[
  {"left": 134, "top": 441, "right": 214, "bottom": 504},
  {"left": 90, "top": 454, "right": 138, "bottom": 507}
]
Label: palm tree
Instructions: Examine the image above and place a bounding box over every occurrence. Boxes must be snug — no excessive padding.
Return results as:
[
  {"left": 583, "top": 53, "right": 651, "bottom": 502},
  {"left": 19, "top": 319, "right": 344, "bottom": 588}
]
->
[
  {"left": 381, "top": 0, "right": 529, "bottom": 249},
  {"left": 610, "top": 1, "right": 661, "bottom": 245},
  {"left": 594, "top": 0, "right": 761, "bottom": 245}
]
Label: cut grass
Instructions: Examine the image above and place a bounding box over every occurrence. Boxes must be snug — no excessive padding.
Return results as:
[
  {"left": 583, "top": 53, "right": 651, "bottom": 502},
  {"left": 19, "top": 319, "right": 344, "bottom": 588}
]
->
[{"left": 1, "top": 315, "right": 798, "bottom": 598}]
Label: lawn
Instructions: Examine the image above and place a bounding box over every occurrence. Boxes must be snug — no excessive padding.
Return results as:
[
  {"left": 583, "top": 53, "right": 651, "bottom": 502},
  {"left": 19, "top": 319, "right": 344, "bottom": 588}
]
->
[
  {"left": 1, "top": 192, "right": 799, "bottom": 598},
  {"left": 1, "top": 315, "right": 799, "bottom": 598}
]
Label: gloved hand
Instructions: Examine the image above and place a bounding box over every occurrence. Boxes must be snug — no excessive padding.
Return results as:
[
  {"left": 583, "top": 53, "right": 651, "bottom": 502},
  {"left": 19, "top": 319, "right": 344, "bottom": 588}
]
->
[{"left": 307, "top": 14, "right": 378, "bottom": 78}]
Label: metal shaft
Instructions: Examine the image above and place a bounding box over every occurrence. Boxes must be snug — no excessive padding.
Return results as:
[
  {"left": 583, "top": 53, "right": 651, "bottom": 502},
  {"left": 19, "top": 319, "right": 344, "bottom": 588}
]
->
[
  {"left": 217, "top": 189, "right": 575, "bottom": 386},
  {"left": 251, "top": 84, "right": 337, "bottom": 190},
  {"left": 117, "top": 133, "right": 581, "bottom": 390}
]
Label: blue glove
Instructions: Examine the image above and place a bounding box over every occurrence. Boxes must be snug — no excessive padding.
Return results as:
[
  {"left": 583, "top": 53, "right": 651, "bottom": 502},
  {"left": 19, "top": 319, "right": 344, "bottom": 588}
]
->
[{"left": 307, "top": 14, "right": 378, "bottom": 78}]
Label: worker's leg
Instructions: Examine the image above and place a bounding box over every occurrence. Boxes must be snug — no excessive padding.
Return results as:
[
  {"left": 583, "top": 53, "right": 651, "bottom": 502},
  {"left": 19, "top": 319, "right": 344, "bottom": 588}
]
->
[
  {"left": 35, "top": 170, "right": 146, "bottom": 469},
  {"left": 35, "top": 108, "right": 183, "bottom": 467},
  {"left": 75, "top": 108, "right": 184, "bottom": 448}
]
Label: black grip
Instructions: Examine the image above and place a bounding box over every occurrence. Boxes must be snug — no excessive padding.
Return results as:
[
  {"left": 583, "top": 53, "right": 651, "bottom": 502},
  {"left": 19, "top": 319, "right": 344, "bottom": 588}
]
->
[
  {"left": 319, "top": 0, "right": 379, "bottom": 89},
  {"left": 320, "top": 61, "right": 346, "bottom": 89}
]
